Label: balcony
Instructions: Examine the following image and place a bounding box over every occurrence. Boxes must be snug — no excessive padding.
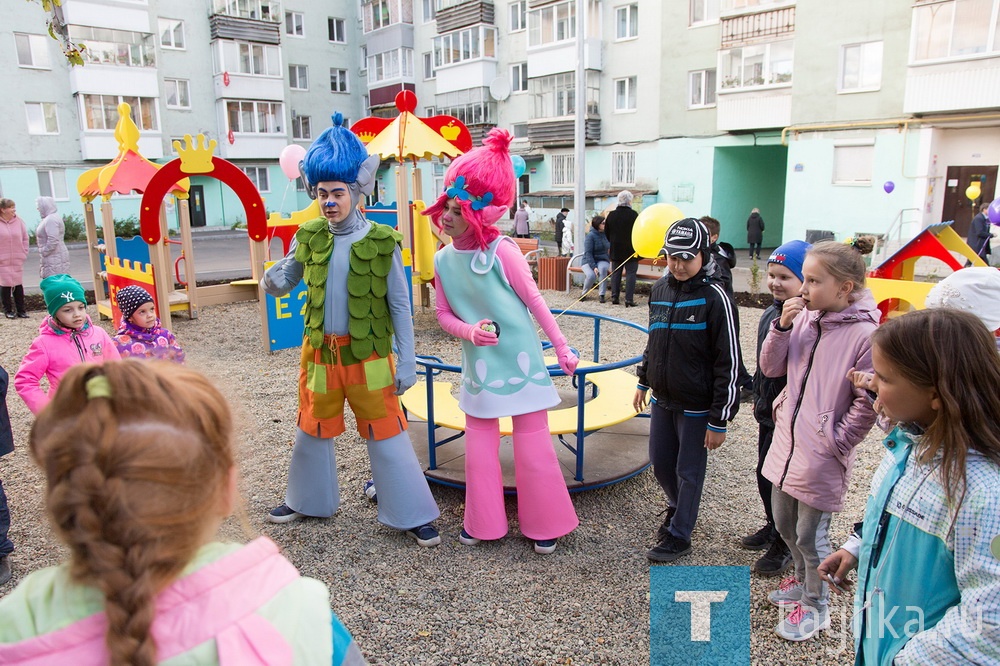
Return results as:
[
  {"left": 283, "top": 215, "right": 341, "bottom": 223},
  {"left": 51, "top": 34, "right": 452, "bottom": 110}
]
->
[
  {"left": 209, "top": 14, "right": 281, "bottom": 45},
  {"left": 435, "top": 59, "right": 497, "bottom": 95},
  {"left": 436, "top": 1, "right": 495, "bottom": 33},
  {"left": 212, "top": 72, "right": 285, "bottom": 101},
  {"left": 904, "top": 56, "right": 1000, "bottom": 114},
  {"left": 716, "top": 89, "right": 792, "bottom": 131},
  {"left": 81, "top": 133, "right": 164, "bottom": 160},
  {"left": 69, "top": 65, "right": 159, "bottom": 98},
  {"left": 721, "top": 6, "right": 795, "bottom": 48},
  {"left": 527, "top": 38, "right": 602, "bottom": 77},
  {"left": 61, "top": 0, "right": 149, "bottom": 33},
  {"left": 526, "top": 117, "right": 600, "bottom": 147}
]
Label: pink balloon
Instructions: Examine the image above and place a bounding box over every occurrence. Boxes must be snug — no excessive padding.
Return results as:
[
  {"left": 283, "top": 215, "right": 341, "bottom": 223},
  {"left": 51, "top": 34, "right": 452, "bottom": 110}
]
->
[
  {"left": 883, "top": 181, "right": 895, "bottom": 194},
  {"left": 279, "top": 144, "right": 307, "bottom": 180}
]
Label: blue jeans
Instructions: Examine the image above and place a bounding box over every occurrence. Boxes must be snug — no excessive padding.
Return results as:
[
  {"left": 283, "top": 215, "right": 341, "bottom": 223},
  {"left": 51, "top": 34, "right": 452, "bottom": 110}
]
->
[
  {"left": 582, "top": 261, "right": 611, "bottom": 296},
  {"left": 648, "top": 402, "right": 708, "bottom": 542},
  {"left": 0, "top": 478, "right": 12, "bottom": 556}
]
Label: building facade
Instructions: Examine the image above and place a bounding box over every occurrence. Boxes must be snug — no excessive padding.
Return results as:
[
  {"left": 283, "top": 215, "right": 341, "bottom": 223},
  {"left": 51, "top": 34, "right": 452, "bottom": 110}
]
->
[{"left": 2, "top": 0, "right": 1000, "bottom": 255}]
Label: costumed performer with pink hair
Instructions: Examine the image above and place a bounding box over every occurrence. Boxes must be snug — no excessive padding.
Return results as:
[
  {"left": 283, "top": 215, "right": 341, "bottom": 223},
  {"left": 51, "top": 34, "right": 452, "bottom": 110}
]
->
[
  {"left": 260, "top": 113, "right": 441, "bottom": 547},
  {"left": 423, "top": 129, "right": 580, "bottom": 554}
]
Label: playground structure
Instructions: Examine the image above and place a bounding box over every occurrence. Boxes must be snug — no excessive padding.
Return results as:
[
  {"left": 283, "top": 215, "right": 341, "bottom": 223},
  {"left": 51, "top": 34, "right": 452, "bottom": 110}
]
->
[
  {"left": 866, "top": 221, "right": 991, "bottom": 321},
  {"left": 400, "top": 310, "right": 651, "bottom": 491}
]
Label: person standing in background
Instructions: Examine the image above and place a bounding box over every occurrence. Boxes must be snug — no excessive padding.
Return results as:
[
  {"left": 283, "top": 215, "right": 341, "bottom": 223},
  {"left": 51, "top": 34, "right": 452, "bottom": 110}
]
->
[
  {"left": 747, "top": 208, "right": 765, "bottom": 260},
  {"left": 605, "top": 190, "right": 639, "bottom": 307},
  {"left": 0, "top": 199, "right": 30, "bottom": 319},
  {"left": 966, "top": 202, "right": 992, "bottom": 265},
  {"left": 554, "top": 207, "right": 569, "bottom": 256},
  {"left": 513, "top": 201, "right": 531, "bottom": 238},
  {"left": 35, "top": 197, "right": 69, "bottom": 279}
]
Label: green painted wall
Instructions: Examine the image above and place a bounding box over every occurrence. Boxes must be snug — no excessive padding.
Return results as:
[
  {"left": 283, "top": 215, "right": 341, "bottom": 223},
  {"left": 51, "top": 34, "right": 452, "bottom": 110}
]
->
[{"left": 711, "top": 145, "right": 788, "bottom": 250}]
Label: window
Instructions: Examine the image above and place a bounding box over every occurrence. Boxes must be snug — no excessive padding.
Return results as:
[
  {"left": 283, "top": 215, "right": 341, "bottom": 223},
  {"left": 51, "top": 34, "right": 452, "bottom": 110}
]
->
[
  {"left": 528, "top": 0, "right": 576, "bottom": 47},
  {"left": 328, "top": 17, "right": 346, "bottom": 42},
  {"left": 511, "top": 62, "right": 528, "bottom": 93},
  {"left": 25, "top": 102, "right": 59, "bottom": 134},
  {"left": 510, "top": 1, "right": 527, "bottom": 32},
  {"left": 433, "top": 26, "right": 497, "bottom": 68},
  {"left": 512, "top": 123, "right": 528, "bottom": 140},
  {"left": 688, "top": 69, "right": 717, "bottom": 107},
  {"left": 912, "top": 0, "right": 1000, "bottom": 61},
  {"left": 37, "top": 169, "right": 68, "bottom": 200},
  {"left": 68, "top": 26, "right": 156, "bottom": 67},
  {"left": 216, "top": 41, "right": 281, "bottom": 76},
  {"left": 165, "top": 78, "right": 191, "bottom": 108},
  {"left": 611, "top": 151, "right": 636, "bottom": 186},
  {"left": 214, "top": 0, "right": 280, "bottom": 22},
  {"left": 551, "top": 154, "right": 575, "bottom": 186},
  {"left": 82, "top": 95, "right": 158, "bottom": 130},
  {"left": 225, "top": 100, "right": 284, "bottom": 134},
  {"left": 423, "top": 52, "right": 435, "bottom": 79},
  {"left": 530, "top": 71, "right": 600, "bottom": 118},
  {"left": 158, "top": 19, "right": 185, "bottom": 49},
  {"left": 367, "top": 49, "right": 414, "bottom": 83},
  {"left": 616, "top": 4, "right": 638, "bottom": 40},
  {"left": 371, "top": 0, "right": 392, "bottom": 30},
  {"left": 330, "top": 68, "right": 349, "bottom": 92},
  {"left": 242, "top": 166, "right": 270, "bottom": 193},
  {"left": 435, "top": 88, "right": 496, "bottom": 125},
  {"left": 289, "top": 65, "right": 308, "bottom": 90},
  {"left": 720, "top": 40, "right": 792, "bottom": 89},
  {"left": 292, "top": 115, "right": 311, "bottom": 140},
  {"left": 689, "top": 0, "right": 719, "bottom": 25},
  {"left": 15, "top": 33, "right": 51, "bottom": 69},
  {"left": 285, "top": 11, "right": 304, "bottom": 37},
  {"left": 615, "top": 76, "right": 637, "bottom": 111},
  {"left": 840, "top": 41, "right": 883, "bottom": 92},
  {"left": 833, "top": 144, "right": 874, "bottom": 185},
  {"left": 422, "top": 0, "right": 436, "bottom": 22}
]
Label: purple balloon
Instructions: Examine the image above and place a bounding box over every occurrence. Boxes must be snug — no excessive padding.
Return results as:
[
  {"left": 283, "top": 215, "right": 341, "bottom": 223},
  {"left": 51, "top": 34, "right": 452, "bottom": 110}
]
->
[
  {"left": 989, "top": 198, "right": 1000, "bottom": 226},
  {"left": 883, "top": 181, "right": 895, "bottom": 194}
]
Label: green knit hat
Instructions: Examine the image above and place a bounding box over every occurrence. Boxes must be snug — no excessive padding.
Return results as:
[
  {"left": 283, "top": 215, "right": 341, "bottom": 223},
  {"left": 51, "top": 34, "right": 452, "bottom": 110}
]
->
[{"left": 40, "top": 274, "right": 87, "bottom": 316}]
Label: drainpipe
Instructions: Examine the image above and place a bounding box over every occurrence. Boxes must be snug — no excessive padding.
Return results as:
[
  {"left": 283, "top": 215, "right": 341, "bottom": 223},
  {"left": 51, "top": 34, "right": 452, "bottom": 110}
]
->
[{"left": 781, "top": 112, "right": 1000, "bottom": 146}]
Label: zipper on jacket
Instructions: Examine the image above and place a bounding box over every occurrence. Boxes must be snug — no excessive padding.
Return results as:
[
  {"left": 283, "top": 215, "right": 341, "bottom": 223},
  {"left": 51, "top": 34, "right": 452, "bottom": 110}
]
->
[
  {"left": 817, "top": 414, "right": 829, "bottom": 436},
  {"left": 71, "top": 330, "right": 87, "bottom": 363},
  {"left": 778, "top": 315, "right": 823, "bottom": 489}
]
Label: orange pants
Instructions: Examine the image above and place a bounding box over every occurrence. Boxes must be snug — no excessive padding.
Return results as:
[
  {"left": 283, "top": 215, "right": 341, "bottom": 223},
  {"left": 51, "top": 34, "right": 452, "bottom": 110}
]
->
[{"left": 297, "top": 334, "right": 407, "bottom": 440}]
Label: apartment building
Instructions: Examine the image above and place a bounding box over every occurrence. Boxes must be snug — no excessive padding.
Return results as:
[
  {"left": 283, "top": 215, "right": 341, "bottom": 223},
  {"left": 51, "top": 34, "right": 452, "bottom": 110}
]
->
[{"left": 2, "top": 0, "right": 1000, "bottom": 249}]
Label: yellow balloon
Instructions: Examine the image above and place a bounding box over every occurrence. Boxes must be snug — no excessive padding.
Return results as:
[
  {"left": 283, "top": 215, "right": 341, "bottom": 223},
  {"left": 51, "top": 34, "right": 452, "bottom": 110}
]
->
[
  {"left": 967, "top": 184, "right": 982, "bottom": 201},
  {"left": 631, "top": 204, "right": 686, "bottom": 258}
]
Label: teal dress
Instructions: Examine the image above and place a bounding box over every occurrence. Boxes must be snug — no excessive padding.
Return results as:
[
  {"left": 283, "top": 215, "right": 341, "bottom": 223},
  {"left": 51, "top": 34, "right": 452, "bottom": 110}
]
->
[{"left": 434, "top": 237, "right": 559, "bottom": 419}]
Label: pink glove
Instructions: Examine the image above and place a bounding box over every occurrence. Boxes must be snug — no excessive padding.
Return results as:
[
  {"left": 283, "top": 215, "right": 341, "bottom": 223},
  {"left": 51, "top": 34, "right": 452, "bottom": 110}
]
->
[
  {"left": 555, "top": 343, "right": 579, "bottom": 376},
  {"left": 467, "top": 319, "right": 499, "bottom": 347}
]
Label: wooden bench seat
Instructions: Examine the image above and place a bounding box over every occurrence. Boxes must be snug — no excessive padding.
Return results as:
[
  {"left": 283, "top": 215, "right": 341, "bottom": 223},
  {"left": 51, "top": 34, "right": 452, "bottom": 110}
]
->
[
  {"left": 565, "top": 255, "right": 665, "bottom": 291},
  {"left": 513, "top": 237, "right": 541, "bottom": 266}
]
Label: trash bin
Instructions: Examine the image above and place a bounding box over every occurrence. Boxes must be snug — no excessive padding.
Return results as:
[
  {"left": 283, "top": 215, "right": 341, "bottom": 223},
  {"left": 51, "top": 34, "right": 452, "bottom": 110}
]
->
[
  {"left": 805, "top": 229, "right": 835, "bottom": 244},
  {"left": 538, "top": 255, "right": 571, "bottom": 291}
]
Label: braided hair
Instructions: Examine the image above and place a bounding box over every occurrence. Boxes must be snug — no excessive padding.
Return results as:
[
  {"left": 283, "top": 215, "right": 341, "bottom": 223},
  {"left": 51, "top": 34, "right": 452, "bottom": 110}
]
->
[
  {"left": 807, "top": 235, "right": 875, "bottom": 296},
  {"left": 29, "top": 360, "right": 235, "bottom": 666}
]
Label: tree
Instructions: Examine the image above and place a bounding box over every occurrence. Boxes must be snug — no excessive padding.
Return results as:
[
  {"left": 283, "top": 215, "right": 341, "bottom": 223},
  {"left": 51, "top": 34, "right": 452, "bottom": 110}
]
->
[{"left": 27, "top": 0, "right": 86, "bottom": 66}]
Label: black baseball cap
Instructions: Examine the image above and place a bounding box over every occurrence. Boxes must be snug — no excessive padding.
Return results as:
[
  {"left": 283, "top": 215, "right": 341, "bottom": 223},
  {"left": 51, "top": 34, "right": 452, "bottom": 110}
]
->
[{"left": 658, "top": 218, "right": 710, "bottom": 260}]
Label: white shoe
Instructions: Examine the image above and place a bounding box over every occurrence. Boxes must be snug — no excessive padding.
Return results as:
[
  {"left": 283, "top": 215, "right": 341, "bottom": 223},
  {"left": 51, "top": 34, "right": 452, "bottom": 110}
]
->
[
  {"left": 768, "top": 576, "right": 803, "bottom": 608},
  {"left": 774, "top": 603, "right": 830, "bottom": 641}
]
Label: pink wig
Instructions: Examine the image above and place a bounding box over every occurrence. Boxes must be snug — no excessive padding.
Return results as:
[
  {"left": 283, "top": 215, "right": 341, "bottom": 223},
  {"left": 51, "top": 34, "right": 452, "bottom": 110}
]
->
[{"left": 423, "top": 128, "right": 516, "bottom": 250}]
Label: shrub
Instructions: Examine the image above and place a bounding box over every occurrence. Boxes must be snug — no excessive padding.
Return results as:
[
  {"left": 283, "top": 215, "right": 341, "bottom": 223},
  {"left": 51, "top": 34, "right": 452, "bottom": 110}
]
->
[{"left": 63, "top": 214, "right": 87, "bottom": 242}]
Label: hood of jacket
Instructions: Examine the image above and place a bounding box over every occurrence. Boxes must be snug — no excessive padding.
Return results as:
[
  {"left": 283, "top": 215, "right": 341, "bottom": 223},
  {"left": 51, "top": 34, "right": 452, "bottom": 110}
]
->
[
  {"left": 40, "top": 314, "right": 93, "bottom": 338},
  {"left": 806, "top": 289, "right": 880, "bottom": 330},
  {"left": 36, "top": 197, "right": 58, "bottom": 219}
]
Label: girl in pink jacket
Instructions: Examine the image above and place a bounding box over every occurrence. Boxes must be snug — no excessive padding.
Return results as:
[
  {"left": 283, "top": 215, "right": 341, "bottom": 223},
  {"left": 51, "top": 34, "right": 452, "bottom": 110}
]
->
[
  {"left": 14, "top": 274, "right": 120, "bottom": 414},
  {"left": 758, "top": 238, "right": 879, "bottom": 642}
]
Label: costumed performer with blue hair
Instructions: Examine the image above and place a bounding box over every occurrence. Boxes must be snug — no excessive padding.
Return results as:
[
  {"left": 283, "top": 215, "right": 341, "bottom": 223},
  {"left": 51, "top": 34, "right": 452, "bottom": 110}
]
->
[{"left": 260, "top": 113, "right": 442, "bottom": 547}]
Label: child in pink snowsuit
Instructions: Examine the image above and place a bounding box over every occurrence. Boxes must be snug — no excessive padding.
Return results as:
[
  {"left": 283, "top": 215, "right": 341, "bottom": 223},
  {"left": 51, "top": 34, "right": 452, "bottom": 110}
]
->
[{"left": 424, "top": 129, "right": 579, "bottom": 554}]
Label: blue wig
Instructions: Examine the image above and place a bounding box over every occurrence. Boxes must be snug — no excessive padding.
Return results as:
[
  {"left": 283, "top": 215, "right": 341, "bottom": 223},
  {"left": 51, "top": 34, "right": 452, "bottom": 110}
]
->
[{"left": 302, "top": 113, "right": 370, "bottom": 185}]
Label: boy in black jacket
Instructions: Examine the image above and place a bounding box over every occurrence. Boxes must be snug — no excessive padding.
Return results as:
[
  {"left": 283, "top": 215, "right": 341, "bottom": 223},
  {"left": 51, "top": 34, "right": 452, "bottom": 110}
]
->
[
  {"left": 742, "top": 240, "right": 809, "bottom": 576},
  {"left": 634, "top": 218, "right": 742, "bottom": 562}
]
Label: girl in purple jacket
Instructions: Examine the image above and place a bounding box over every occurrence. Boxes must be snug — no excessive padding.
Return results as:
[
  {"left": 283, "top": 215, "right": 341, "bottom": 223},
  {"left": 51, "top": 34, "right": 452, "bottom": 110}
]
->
[
  {"left": 112, "top": 285, "right": 185, "bottom": 363},
  {"left": 758, "top": 238, "right": 879, "bottom": 642}
]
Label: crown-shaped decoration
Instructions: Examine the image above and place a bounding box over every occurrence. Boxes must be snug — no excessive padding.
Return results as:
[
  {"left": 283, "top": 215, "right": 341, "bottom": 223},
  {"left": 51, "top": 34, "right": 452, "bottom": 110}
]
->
[
  {"left": 357, "top": 130, "right": 376, "bottom": 142},
  {"left": 440, "top": 122, "right": 460, "bottom": 141},
  {"left": 174, "top": 134, "right": 218, "bottom": 174}
]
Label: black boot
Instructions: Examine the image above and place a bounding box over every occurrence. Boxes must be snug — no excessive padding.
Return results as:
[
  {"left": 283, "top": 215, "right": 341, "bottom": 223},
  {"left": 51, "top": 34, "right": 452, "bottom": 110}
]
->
[{"left": 740, "top": 523, "right": 776, "bottom": 550}]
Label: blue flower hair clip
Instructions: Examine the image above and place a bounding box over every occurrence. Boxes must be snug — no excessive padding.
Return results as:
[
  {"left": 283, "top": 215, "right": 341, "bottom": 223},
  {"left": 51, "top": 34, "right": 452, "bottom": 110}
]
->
[{"left": 446, "top": 176, "right": 495, "bottom": 211}]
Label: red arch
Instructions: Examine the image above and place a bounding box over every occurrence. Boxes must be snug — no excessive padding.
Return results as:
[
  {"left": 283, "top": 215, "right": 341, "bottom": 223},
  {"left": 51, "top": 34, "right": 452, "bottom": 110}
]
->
[{"left": 139, "top": 157, "right": 267, "bottom": 244}]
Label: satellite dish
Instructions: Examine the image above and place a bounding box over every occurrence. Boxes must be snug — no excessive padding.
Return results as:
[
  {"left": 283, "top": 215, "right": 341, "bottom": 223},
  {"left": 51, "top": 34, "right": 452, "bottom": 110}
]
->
[{"left": 489, "top": 76, "right": 511, "bottom": 102}]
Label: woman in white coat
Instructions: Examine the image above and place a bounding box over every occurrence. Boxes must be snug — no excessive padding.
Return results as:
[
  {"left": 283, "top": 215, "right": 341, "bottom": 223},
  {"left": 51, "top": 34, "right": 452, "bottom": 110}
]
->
[{"left": 35, "top": 197, "right": 69, "bottom": 279}]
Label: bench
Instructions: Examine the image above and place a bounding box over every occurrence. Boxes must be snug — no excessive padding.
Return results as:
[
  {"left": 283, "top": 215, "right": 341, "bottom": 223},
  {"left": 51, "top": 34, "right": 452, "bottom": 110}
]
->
[
  {"left": 565, "top": 254, "right": 665, "bottom": 292},
  {"left": 513, "top": 237, "right": 541, "bottom": 266}
]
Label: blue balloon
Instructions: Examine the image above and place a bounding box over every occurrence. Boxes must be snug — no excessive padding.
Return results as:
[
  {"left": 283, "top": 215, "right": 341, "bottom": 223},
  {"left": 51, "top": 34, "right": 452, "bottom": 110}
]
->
[
  {"left": 511, "top": 155, "right": 526, "bottom": 178},
  {"left": 989, "top": 197, "right": 1000, "bottom": 226},
  {"left": 883, "top": 181, "right": 895, "bottom": 194}
]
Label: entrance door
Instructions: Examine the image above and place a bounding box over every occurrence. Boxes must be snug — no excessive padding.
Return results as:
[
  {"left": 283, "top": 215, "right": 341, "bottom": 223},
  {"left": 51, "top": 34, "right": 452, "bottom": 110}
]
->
[
  {"left": 188, "top": 185, "right": 207, "bottom": 227},
  {"left": 941, "top": 165, "right": 997, "bottom": 239}
]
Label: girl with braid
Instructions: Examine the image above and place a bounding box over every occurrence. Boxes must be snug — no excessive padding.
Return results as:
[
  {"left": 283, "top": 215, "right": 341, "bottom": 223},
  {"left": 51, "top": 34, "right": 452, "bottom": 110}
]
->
[{"left": 0, "top": 360, "right": 366, "bottom": 666}]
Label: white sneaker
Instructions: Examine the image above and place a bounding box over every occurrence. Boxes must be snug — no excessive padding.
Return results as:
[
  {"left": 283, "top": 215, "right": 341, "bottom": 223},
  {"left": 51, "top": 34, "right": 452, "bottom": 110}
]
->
[
  {"left": 767, "top": 576, "right": 803, "bottom": 608},
  {"left": 774, "top": 603, "right": 830, "bottom": 642}
]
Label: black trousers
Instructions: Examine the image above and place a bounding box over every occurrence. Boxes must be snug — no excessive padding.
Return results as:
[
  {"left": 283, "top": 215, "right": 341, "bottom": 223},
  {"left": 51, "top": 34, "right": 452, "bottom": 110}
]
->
[
  {"left": 610, "top": 256, "right": 638, "bottom": 303},
  {"left": 756, "top": 424, "right": 776, "bottom": 527},
  {"left": 1, "top": 286, "right": 25, "bottom": 315}
]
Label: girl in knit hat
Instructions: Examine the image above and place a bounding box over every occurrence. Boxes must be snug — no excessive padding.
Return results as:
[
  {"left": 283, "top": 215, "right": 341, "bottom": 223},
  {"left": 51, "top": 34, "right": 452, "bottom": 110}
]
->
[
  {"left": 112, "top": 285, "right": 185, "bottom": 363},
  {"left": 424, "top": 128, "right": 580, "bottom": 554},
  {"left": 14, "top": 274, "right": 120, "bottom": 414}
]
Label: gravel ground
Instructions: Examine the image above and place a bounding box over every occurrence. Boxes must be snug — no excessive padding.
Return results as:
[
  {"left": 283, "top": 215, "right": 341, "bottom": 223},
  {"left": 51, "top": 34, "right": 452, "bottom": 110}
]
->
[{"left": 0, "top": 289, "right": 884, "bottom": 665}]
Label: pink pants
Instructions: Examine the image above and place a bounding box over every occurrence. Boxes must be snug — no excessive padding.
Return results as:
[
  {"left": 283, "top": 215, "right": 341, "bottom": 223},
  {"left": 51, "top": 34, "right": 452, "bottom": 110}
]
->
[{"left": 463, "top": 410, "right": 579, "bottom": 541}]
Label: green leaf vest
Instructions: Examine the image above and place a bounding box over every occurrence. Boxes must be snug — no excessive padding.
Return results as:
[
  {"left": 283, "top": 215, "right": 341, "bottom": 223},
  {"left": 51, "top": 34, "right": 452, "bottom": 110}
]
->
[{"left": 294, "top": 218, "right": 402, "bottom": 365}]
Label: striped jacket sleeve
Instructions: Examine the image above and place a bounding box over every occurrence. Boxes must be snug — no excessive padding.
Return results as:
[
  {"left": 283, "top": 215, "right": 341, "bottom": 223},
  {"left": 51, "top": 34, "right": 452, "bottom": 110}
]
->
[{"left": 707, "top": 283, "right": 741, "bottom": 431}]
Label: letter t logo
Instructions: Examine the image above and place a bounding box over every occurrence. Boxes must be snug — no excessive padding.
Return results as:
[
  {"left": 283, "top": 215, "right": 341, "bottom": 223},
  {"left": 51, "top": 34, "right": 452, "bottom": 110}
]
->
[{"left": 674, "top": 591, "right": 729, "bottom": 641}]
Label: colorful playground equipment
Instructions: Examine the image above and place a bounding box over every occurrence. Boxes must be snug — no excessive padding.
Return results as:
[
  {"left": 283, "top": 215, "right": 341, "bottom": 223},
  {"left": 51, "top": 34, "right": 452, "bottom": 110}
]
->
[
  {"left": 401, "top": 310, "right": 651, "bottom": 490},
  {"left": 866, "top": 221, "right": 990, "bottom": 321}
]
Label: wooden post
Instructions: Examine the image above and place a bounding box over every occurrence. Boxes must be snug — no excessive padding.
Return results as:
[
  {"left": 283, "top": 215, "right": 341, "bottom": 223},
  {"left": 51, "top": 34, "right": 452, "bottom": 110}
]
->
[
  {"left": 82, "top": 202, "right": 108, "bottom": 309},
  {"left": 176, "top": 199, "right": 198, "bottom": 319},
  {"left": 99, "top": 201, "right": 117, "bottom": 262},
  {"left": 148, "top": 207, "right": 172, "bottom": 330}
]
